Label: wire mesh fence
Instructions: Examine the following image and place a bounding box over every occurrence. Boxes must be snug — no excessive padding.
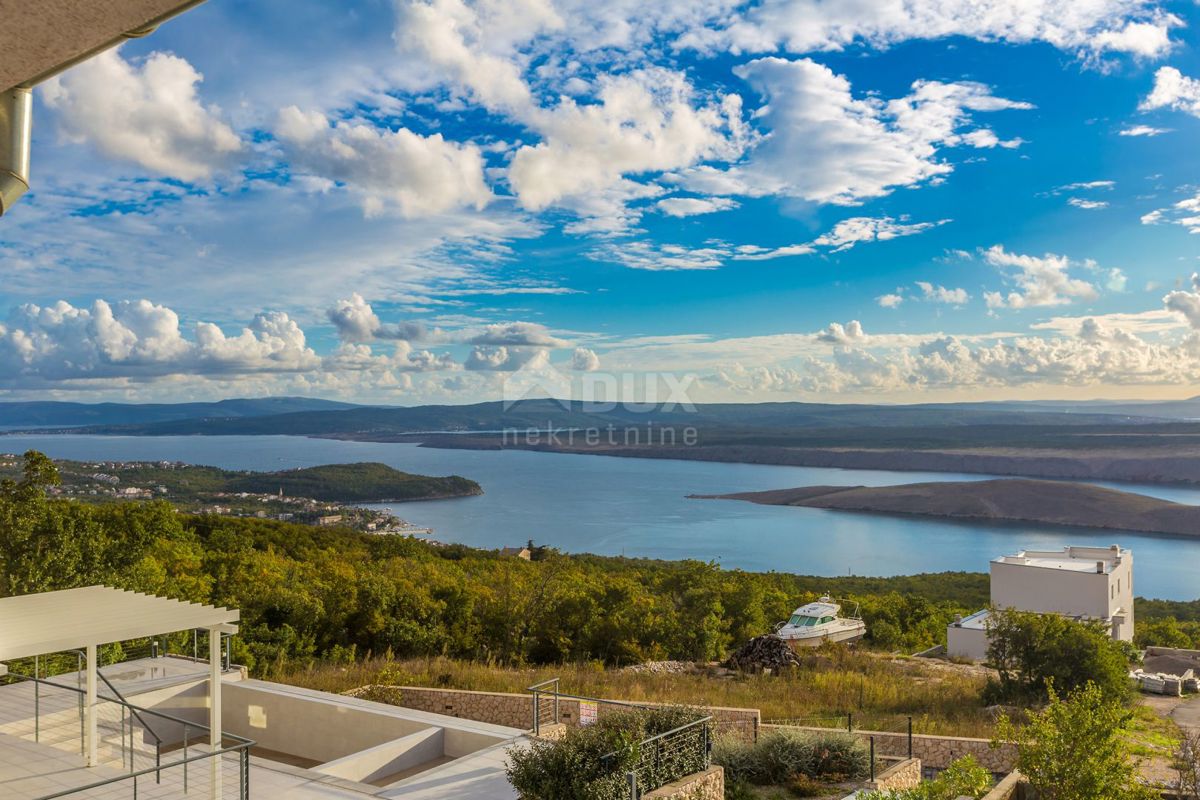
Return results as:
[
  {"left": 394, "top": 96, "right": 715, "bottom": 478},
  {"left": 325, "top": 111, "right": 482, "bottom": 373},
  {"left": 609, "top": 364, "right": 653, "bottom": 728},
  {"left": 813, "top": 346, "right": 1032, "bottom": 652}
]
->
[{"left": 618, "top": 716, "right": 712, "bottom": 799}]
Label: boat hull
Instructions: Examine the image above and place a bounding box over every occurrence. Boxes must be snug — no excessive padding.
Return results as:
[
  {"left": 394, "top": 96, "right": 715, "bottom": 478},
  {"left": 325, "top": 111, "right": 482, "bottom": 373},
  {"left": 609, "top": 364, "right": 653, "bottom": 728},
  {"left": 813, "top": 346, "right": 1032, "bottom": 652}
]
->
[{"left": 780, "top": 625, "right": 866, "bottom": 649}]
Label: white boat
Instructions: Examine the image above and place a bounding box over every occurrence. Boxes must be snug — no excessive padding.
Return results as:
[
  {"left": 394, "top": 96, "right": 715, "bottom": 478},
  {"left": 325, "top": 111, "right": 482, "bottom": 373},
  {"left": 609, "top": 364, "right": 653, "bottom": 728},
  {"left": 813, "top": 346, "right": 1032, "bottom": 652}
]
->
[{"left": 774, "top": 597, "right": 866, "bottom": 648}]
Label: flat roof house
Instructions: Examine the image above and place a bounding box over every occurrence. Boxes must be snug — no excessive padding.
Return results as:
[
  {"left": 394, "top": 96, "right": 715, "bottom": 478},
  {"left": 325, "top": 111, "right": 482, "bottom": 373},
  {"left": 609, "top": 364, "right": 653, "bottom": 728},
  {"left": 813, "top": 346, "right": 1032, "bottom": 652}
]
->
[{"left": 947, "top": 544, "right": 1134, "bottom": 662}]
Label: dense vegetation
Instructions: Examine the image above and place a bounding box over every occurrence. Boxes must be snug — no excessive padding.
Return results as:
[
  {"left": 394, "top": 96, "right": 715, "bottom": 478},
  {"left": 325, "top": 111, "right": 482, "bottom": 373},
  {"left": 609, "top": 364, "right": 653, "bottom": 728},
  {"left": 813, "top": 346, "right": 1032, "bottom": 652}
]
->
[
  {"left": 712, "top": 728, "right": 870, "bottom": 792},
  {"left": 985, "top": 610, "right": 1137, "bottom": 704},
  {"left": 225, "top": 462, "right": 480, "bottom": 502},
  {"left": 507, "top": 706, "right": 709, "bottom": 800},
  {"left": 0, "top": 457, "right": 481, "bottom": 505}
]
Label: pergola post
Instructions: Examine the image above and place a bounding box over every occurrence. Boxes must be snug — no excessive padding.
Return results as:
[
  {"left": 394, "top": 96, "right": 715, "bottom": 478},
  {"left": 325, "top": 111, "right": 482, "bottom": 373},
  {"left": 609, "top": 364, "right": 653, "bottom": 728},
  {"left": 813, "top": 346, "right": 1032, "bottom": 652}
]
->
[
  {"left": 85, "top": 643, "right": 97, "bottom": 767},
  {"left": 209, "top": 627, "right": 223, "bottom": 800}
]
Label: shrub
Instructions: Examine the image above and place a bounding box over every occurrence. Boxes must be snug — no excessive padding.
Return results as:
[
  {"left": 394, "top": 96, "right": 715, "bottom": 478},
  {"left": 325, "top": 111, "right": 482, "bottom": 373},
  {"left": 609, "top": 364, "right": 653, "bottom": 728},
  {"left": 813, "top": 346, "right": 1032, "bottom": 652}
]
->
[
  {"left": 506, "top": 706, "right": 709, "bottom": 800},
  {"left": 858, "top": 755, "right": 992, "bottom": 799},
  {"left": 985, "top": 608, "right": 1134, "bottom": 704},
  {"left": 993, "top": 682, "right": 1157, "bottom": 800},
  {"left": 712, "top": 729, "right": 870, "bottom": 786}
]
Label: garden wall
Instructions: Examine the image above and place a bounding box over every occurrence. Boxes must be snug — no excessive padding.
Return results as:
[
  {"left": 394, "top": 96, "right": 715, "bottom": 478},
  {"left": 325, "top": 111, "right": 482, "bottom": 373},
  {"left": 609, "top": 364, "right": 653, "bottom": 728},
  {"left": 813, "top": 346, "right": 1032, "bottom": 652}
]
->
[
  {"left": 760, "top": 724, "right": 1017, "bottom": 772},
  {"left": 346, "top": 685, "right": 759, "bottom": 739},
  {"left": 642, "top": 766, "right": 723, "bottom": 800}
]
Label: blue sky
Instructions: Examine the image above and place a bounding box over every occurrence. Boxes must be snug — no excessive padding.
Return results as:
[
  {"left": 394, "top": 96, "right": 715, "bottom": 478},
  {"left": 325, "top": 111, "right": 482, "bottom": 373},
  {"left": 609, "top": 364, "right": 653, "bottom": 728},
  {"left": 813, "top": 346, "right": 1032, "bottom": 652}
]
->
[{"left": 2, "top": 0, "right": 1200, "bottom": 404}]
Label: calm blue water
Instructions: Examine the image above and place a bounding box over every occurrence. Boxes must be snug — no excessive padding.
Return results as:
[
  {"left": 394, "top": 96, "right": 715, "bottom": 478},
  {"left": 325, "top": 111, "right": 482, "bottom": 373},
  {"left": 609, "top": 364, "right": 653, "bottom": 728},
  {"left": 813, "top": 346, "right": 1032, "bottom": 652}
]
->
[{"left": 5, "top": 434, "right": 1200, "bottom": 600}]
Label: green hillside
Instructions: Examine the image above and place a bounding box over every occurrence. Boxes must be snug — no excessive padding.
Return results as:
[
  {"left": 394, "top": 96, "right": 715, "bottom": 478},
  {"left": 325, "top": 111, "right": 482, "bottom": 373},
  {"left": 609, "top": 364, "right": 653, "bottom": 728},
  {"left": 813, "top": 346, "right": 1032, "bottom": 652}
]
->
[{"left": 227, "top": 462, "right": 481, "bottom": 502}]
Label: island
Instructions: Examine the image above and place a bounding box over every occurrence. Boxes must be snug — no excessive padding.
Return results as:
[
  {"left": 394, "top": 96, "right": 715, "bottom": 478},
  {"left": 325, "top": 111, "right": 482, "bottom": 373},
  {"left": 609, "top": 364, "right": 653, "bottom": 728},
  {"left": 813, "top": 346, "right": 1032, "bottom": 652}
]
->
[
  {"left": 0, "top": 456, "right": 482, "bottom": 532},
  {"left": 695, "top": 478, "right": 1200, "bottom": 538}
]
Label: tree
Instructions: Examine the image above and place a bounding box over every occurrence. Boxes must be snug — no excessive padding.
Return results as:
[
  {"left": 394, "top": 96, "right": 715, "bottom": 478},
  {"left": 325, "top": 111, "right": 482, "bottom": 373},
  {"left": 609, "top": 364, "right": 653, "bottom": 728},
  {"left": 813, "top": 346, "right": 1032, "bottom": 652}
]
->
[
  {"left": 1135, "top": 618, "right": 1196, "bottom": 650},
  {"left": 994, "top": 682, "right": 1156, "bottom": 800},
  {"left": 985, "top": 608, "right": 1133, "bottom": 703}
]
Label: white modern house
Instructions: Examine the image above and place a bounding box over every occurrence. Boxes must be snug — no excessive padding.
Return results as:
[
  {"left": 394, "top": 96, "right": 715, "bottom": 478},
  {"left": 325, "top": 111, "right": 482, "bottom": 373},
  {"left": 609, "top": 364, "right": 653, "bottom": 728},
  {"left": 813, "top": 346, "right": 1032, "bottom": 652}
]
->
[
  {"left": 947, "top": 544, "right": 1135, "bottom": 661},
  {"left": 0, "top": 585, "right": 527, "bottom": 800}
]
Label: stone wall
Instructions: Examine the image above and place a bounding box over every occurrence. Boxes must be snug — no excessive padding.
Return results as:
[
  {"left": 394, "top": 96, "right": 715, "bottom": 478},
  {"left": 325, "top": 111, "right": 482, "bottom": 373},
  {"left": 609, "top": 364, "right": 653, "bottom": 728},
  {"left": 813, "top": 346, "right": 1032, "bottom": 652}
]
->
[
  {"left": 642, "top": 766, "right": 724, "bottom": 800},
  {"left": 760, "top": 725, "right": 1017, "bottom": 772},
  {"left": 981, "top": 771, "right": 1025, "bottom": 800},
  {"left": 347, "top": 685, "right": 759, "bottom": 739},
  {"left": 865, "top": 758, "right": 922, "bottom": 792}
]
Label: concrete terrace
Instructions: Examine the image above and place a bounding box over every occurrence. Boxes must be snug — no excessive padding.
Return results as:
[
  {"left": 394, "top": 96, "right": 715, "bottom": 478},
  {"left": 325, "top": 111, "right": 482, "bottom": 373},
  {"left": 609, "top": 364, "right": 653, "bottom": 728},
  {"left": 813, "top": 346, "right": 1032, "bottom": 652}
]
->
[{"left": 0, "top": 657, "right": 526, "bottom": 800}]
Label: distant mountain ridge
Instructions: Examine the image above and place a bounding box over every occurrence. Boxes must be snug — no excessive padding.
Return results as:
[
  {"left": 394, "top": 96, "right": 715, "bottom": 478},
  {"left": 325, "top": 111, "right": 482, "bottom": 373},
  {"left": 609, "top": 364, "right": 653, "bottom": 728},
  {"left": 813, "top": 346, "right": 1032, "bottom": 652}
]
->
[
  {"left": 7, "top": 396, "right": 1179, "bottom": 436},
  {"left": 0, "top": 397, "right": 361, "bottom": 428}
]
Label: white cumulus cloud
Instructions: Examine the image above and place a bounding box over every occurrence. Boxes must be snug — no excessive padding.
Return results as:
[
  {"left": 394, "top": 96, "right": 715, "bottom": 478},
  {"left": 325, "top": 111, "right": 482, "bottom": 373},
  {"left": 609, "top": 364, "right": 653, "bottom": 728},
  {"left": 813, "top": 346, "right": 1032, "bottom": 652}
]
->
[
  {"left": 42, "top": 48, "right": 241, "bottom": 182},
  {"left": 982, "top": 246, "right": 1100, "bottom": 309},
  {"left": 275, "top": 106, "right": 492, "bottom": 217},
  {"left": 680, "top": 58, "right": 1030, "bottom": 206},
  {"left": 1140, "top": 67, "right": 1200, "bottom": 118},
  {"left": 916, "top": 282, "right": 970, "bottom": 305},
  {"left": 571, "top": 347, "right": 601, "bottom": 371},
  {"left": 684, "top": 0, "right": 1180, "bottom": 61}
]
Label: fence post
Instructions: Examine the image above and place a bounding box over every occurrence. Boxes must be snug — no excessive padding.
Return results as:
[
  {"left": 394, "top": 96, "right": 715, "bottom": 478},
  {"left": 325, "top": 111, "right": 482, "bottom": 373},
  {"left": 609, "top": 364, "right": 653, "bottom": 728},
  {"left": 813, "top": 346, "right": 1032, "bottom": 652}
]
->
[
  {"left": 907, "top": 716, "right": 913, "bottom": 759},
  {"left": 531, "top": 690, "right": 540, "bottom": 735},
  {"left": 628, "top": 770, "right": 638, "bottom": 800},
  {"left": 870, "top": 736, "right": 876, "bottom": 782},
  {"left": 34, "top": 655, "right": 39, "bottom": 743},
  {"left": 848, "top": 712, "right": 853, "bottom": 733}
]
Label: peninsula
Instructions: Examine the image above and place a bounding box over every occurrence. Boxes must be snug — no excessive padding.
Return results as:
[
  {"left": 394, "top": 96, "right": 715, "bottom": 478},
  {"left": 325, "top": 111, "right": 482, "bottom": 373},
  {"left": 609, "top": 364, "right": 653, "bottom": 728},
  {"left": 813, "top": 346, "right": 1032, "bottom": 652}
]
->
[{"left": 697, "top": 478, "right": 1200, "bottom": 538}]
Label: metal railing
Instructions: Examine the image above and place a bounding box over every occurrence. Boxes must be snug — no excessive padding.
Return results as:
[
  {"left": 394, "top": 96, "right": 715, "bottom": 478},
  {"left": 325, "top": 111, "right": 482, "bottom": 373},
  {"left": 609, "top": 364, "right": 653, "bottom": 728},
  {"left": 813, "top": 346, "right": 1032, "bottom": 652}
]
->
[
  {"left": 525, "top": 679, "right": 713, "bottom": 799},
  {"left": 526, "top": 678, "right": 560, "bottom": 735},
  {"left": 0, "top": 663, "right": 254, "bottom": 799},
  {"left": 764, "top": 713, "right": 914, "bottom": 757},
  {"left": 605, "top": 715, "right": 713, "bottom": 800}
]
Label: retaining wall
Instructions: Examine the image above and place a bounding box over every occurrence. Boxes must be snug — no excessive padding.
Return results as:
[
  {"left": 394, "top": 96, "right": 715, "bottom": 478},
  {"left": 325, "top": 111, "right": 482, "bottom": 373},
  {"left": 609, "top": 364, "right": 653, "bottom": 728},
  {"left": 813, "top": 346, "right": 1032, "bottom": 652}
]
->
[
  {"left": 760, "top": 724, "right": 1017, "bottom": 772},
  {"left": 981, "top": 771, "right": 1026, "bottom": 800},
  {"left": 866, "top": 757, "right": 922, "bottom": 792},
  {"left": 642, "top": 766, "right": 723, "bottom": 800},
  {"left": 348, "top": 685, "right": 759, "bottom": 739}
]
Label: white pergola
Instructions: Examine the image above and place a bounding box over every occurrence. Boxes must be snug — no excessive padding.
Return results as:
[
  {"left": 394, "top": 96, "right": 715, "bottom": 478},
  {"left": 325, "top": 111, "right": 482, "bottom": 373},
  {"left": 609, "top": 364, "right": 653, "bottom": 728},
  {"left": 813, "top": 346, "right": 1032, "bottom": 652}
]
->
[{"left": 0, "top": 585, "right": 239, "bottom": 798}]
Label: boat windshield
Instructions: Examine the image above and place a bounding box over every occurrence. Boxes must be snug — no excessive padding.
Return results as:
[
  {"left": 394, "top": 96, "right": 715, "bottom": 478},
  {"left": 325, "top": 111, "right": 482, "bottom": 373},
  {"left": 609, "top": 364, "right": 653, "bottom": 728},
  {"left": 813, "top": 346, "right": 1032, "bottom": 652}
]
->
[{"left": 788, "top": 614, "right": 835, "bottom": 627}]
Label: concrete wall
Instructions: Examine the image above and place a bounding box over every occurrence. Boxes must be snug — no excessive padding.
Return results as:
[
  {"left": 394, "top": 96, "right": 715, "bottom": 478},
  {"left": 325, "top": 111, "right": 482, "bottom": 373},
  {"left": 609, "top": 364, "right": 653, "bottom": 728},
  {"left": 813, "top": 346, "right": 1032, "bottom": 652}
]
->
[
  {"left": 865, "top": 758, "right": 922, "bottom": 792},
  {"left": 349, "top": 685, "right": 760, "bottom": 740},
  {"left": 760, "top": 725, "right": 1017, "bottom": 773},
  {"left": 990, "top": 546, "right": 1134, "bottom": 641},
  {"left": 222, "top": 681, "right": 435, "bottom": 763},
  {"left": 315, "top": 728, "right": 444, "bottom": 784},
  {"left": 947, "top": 624, "right": 988, "bottom": 661},
  {"left": 642, "top": 766, "right": 723, "bottom": 800}
]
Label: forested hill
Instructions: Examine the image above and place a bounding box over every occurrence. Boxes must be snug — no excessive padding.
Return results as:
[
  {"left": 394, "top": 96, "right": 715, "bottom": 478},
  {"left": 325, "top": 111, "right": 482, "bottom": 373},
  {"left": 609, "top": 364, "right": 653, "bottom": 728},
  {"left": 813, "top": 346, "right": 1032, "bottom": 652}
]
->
[
  {"left": 0, "top": 457, "right": 481, "bottom": 504},
  {"left": 52, "top": 397, "right": 1164, "bottom": 436},
  {"left": 228, "top": 462, "right": 481, "bottom": 502},
  {"left": 0, "top": 397, "right": 358, "bottom": 428}
]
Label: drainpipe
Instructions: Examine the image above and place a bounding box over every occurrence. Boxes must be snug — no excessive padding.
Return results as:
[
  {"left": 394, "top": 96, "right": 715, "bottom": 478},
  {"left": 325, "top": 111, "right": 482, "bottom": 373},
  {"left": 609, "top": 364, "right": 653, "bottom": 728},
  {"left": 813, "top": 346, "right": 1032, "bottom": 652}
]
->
[
  {"left": 0, "top": 0, "right": 209, "bottom": 216},
  {"left": 0, "top": 87, "right": 31, "bottom": 216}
]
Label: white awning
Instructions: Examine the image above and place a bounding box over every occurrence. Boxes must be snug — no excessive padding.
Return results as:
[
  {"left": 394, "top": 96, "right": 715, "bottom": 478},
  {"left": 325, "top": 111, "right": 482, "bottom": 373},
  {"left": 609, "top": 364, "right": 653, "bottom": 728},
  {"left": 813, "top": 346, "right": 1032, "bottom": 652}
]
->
[{"left": 0, "top": 585, "right": 239, "bottom": 661}]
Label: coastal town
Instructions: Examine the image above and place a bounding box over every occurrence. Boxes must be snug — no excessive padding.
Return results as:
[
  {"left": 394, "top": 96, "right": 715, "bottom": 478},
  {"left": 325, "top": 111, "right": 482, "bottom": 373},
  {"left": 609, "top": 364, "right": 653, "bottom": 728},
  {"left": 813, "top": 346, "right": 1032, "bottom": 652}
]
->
[{"left": 0, "top": 454, "right": 432, "bottom": 535}]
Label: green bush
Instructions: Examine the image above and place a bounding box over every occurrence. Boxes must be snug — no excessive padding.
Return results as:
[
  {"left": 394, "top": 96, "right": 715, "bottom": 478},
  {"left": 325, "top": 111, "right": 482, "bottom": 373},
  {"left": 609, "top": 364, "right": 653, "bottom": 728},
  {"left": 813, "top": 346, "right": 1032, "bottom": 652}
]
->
[
  {"left": 712, "top": 728, "right": 870, "bottom": 786},
  {"left": 858, "top": 755, "right": 992, "bottom": 799},
  {"left": 506, "top": 706, "right": 709, "bottom": 800},
  {"left": 984, "top": 608, "right": 1135, "bottom": 704}
]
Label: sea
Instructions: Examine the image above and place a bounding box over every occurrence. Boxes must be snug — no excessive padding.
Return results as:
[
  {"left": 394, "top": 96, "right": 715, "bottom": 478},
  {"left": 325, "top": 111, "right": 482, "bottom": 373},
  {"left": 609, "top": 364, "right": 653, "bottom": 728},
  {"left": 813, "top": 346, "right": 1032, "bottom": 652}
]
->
[{"left": 4, "top": 433, "right": 1199, "bottom": 600}]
